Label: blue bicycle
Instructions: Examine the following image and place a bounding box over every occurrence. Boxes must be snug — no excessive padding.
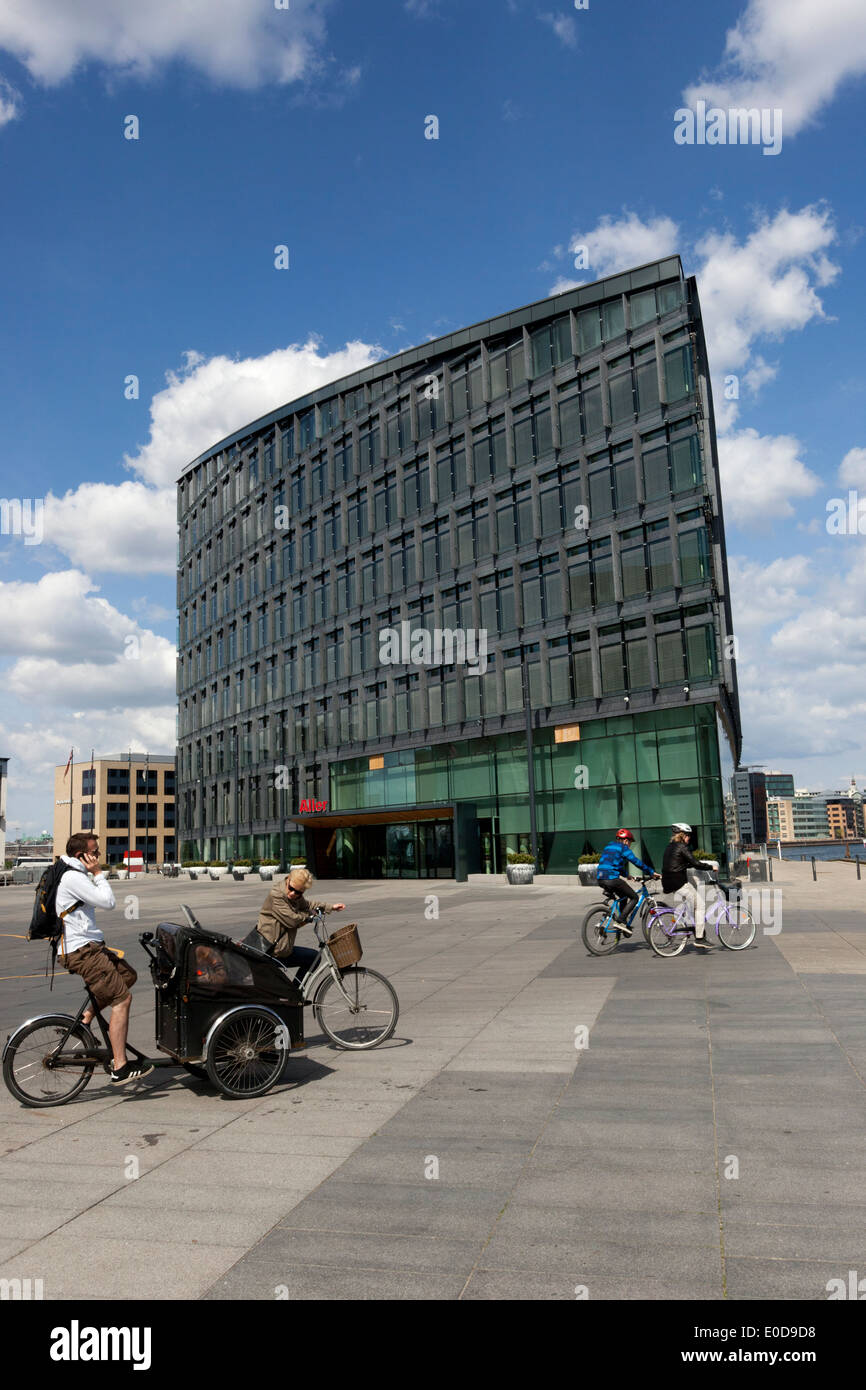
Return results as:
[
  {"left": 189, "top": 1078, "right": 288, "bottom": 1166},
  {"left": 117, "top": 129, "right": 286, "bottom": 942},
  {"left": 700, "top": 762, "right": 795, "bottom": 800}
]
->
[{"left": 581, "top": 877, "right": 665, "bottom": 956}]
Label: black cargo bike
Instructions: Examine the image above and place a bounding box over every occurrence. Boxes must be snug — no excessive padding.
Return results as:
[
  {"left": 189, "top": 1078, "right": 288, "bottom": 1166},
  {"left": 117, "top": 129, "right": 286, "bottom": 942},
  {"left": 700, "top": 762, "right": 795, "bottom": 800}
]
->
[{"left": 2, "top": 906, "right": 399, "bottom": 1107}]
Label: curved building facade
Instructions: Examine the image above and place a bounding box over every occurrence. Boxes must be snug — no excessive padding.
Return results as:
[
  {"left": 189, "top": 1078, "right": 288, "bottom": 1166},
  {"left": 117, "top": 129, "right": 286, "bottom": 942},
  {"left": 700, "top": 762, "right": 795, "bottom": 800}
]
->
[{"left": 177, "top": 257, "right": 741, "bottom": 877}]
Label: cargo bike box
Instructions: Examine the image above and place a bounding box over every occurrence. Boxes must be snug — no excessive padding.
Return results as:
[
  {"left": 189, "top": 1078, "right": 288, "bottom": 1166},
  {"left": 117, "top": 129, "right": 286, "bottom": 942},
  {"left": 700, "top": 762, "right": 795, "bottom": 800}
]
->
[{"left": 147, "top": 920, "right": 305, "bottom": 1095}]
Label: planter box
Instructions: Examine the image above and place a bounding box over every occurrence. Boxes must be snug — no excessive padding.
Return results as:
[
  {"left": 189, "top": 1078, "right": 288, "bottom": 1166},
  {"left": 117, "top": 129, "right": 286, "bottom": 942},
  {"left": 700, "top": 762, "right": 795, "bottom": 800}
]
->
[
  {"left": 259, "top": 868, "right": 275, "bottom": 880},
  {"left": 506, "top": 864, "right": 535, "bottom": 885},
  {"left": 208, "top": 867, "right": 227, "bottom": 880},
  {"left": 232, "top": 870, "right": 245, "bottom": 881},
  {"left": 578, "top": 866, "right": 599, "bottom": 886},
  {"left": 115, "top": 868, "right": 129, "bottom": 880}
]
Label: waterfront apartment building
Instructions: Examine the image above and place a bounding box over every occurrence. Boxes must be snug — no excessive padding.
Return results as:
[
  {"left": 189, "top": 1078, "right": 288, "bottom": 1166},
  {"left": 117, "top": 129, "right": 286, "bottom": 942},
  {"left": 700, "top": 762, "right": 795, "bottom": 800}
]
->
[
  {"left": 176, "top": 258, "right": 742, "bottom": 878},
  {"left": 826, "top": 793, "right": 865, "bottom": 839},
  {"left": 52, "top": 755, "right": 176, "bottom": 866}
]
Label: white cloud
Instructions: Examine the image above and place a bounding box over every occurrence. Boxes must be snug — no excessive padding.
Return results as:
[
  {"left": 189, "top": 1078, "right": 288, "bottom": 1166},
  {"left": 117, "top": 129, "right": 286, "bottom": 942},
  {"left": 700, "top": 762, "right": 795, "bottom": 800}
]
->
[
  {"left": 127, "top": 339, "right": 383, "bottom": 490},
  {"left": 554, "top": 206, "right": 838, "bottom": 403},
  {"left": 838, "top": 447, "right": 866, "bottom": 487},
  {"left": 549, "top": 275, "right": 581, "bottom": 295},
  {"left": 43, "top": 481, "right": 176, "bottom": 575},
  {"left": 727, "top": 547, "right": 866, "bottom": 772},
  {"left": 0, "top": 0, "right": 335, "bottom": 90},
  {"left": 0, "top": 76, "right": 20, "bottom": 125},
  {"left": 692, "top": 205, "right": 839, "bottom": 387},
  {"left": 717, "top": 428, "right": 820, "bottom": 527},
  {"left": 38, "top": 337, "right": 384, "bottom": 577},
  {"left": 1, "top": 712, "right": 176, "bottom": 835},
  {"left": 539, "top": 13, "right": 578, "bottom": 48},
  {"left": 0, "top": 570, "right": 176, "bottom": 828},
  {"left": 0, "top": 571, "right": 174, "bottom": 691},
  {"left": 568, "top": 212, "right": 680, "bottom": 282},
  {"left": 683, "top": 0, "right": 866, "bottom": 139}
]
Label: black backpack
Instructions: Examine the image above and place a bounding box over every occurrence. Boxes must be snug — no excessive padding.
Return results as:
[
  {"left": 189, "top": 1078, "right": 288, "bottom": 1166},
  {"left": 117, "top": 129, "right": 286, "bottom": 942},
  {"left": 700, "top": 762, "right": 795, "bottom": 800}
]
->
[{"left": 28, "top": 860, "right": 82, "bottom": 944}]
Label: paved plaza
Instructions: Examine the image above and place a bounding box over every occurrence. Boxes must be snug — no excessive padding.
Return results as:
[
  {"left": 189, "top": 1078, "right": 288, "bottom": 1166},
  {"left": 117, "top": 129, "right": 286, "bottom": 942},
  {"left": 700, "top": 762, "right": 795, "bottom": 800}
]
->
[{"left": 0, "top": 861, "right": 864, "bottom": 1301}]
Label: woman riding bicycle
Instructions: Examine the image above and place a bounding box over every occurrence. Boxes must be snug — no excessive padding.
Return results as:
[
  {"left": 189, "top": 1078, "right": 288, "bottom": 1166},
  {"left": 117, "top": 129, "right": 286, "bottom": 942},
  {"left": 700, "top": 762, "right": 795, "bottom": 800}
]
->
[
  {"left": 661, "top": 823, "right": 716, "bottom": 949},
  {"left": 596, "top": 829, "right": 657, "bottom": 934},
  {"left": 252, "top": 867, "right": 345, "bottom": 983}
]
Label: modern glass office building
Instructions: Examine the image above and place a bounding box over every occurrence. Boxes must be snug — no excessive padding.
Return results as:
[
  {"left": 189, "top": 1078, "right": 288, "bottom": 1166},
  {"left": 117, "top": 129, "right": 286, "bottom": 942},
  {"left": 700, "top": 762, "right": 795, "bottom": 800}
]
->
[{"left": 177, "top": 258, "right": 742, "bottom": 877}]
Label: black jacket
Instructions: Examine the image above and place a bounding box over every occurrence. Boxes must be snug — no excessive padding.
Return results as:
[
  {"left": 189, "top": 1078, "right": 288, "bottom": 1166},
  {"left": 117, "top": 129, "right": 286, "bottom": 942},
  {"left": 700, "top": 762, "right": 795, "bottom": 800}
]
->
[{"left": 661, "top": 841, "right": 713, "bottom": 894}]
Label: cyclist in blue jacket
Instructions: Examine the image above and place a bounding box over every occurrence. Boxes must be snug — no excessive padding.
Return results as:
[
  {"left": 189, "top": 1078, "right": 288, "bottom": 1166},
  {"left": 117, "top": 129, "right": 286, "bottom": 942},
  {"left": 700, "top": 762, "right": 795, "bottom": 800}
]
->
[{"left": 596, "top": 829, "right": 657, "bottom": 934}]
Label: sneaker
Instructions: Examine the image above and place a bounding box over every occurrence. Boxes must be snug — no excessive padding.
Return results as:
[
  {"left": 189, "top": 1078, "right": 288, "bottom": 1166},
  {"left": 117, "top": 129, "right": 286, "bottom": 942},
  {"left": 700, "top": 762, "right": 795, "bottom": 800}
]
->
[
  {"left": 616, "top": 919, "right": 633, "bottom": 936},
  {"left": 692, "top": 936, "right": 713, "bottom": 950},
  {"left": 110, "top": 1059, "right": 154, "bottom": 1085}
]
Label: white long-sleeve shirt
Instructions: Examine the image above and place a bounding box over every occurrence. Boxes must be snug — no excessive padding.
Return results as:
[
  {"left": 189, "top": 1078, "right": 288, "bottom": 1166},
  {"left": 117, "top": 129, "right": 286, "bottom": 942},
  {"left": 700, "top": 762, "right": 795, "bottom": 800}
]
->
[{"left": 56, "top": 855, "right": 116, "bottom": 956}]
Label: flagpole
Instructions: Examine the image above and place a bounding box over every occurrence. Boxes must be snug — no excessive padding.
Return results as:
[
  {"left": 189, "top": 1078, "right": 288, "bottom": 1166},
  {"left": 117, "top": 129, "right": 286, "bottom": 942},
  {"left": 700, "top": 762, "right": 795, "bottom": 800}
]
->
[{"left": 69, "top": 749, "right": 74, "bottom": 839}]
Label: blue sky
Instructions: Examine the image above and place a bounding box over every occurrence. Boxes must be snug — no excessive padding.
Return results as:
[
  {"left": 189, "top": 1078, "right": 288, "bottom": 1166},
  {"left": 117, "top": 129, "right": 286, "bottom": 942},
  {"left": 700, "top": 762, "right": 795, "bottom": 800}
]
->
[{"left": 0, "top": 0, "right": 864, "bottom": 831}]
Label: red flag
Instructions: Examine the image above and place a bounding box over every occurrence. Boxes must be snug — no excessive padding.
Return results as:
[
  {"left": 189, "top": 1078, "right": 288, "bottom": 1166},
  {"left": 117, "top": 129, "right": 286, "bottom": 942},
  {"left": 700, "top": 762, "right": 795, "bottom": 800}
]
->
[{"left": 63, "top": 748, "right": 73, "bottom": 780}]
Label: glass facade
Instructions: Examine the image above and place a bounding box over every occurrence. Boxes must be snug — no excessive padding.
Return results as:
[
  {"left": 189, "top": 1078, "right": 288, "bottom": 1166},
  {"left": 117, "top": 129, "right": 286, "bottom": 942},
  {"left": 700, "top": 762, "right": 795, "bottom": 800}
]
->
[{"left": 176, "top": 258, "right": 741, "bottom": 874}]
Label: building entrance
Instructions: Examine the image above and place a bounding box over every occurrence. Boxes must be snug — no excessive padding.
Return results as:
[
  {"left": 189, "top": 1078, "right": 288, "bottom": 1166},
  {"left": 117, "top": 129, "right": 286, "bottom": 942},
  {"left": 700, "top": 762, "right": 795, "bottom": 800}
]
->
[{"left": 307, "top": 818, "right": 454, "bottom": 879}]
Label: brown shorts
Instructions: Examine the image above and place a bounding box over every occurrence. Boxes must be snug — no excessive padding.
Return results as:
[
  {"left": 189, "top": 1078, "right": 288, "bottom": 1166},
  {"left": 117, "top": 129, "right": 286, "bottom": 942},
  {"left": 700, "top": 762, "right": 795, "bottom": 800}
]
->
[{"left": 60, "top": 942, "right": 137, "bottom": 1009}]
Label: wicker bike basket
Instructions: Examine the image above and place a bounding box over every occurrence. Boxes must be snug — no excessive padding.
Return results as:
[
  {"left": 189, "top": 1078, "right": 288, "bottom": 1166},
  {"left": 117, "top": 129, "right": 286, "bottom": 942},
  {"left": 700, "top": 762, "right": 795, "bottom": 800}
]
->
[{"left": 326, "top": 922, "right": 362, "bottom": 968}]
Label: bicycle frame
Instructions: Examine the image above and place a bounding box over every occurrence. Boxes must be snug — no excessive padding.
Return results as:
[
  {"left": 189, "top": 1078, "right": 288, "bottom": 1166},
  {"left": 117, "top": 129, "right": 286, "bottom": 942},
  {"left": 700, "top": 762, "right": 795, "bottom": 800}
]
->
[
  {"left": 596, "top": 880, "right": 662, "bottom": 937},
  {"left": 297, "top": 911, "right": 360, "bottom": 1008}
]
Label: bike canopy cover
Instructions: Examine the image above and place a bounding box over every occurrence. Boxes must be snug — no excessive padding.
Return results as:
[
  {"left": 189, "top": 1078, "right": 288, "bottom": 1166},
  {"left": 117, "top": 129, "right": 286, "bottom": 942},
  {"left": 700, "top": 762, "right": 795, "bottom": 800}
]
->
[{"left": 154, "top": 923, "right": 301, "bottom": 1005}]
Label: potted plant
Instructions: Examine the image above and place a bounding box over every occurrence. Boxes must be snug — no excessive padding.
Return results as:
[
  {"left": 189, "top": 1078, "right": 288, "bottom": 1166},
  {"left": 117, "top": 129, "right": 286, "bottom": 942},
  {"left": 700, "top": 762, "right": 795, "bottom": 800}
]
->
[
  {"left": 506, "top": 851, "right": 536, "bottom": 885},
  {"left": 259, "top": 858, "right": 279, "bottom": 881},
  {"left": 208, "top": 860, "right": 228, "bottom": 880},
  {"left": 578, "top": 853, "right": 600, "bottom": 885}
]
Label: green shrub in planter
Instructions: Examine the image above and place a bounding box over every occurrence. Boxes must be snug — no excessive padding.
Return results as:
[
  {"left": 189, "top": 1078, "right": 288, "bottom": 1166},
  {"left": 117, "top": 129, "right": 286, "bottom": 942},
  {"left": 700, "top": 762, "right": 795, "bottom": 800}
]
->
[
  {"left": 578, "top": 854, "right": 600, "bottom": 865},
  {"left": 507, "top": 851, "right": 536, "bottom": 865}
]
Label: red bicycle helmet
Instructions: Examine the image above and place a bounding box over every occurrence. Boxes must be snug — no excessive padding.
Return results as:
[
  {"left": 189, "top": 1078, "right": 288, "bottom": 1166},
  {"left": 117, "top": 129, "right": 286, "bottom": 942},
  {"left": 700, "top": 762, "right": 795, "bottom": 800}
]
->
[{"left": 615, "top": 828, "right": 634, "bottom": 842}]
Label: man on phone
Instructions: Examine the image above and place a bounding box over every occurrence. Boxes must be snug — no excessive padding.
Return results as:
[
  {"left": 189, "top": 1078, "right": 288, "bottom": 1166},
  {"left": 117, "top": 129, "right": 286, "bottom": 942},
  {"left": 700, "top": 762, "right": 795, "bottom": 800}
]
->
[{"left": 56, "top": 831, "right": 152, "bottom": 1085}]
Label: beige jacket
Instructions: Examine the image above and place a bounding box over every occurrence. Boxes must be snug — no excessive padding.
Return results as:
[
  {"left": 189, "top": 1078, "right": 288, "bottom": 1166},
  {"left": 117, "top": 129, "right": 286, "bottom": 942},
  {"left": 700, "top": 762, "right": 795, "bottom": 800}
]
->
[{"left": 255, "top": 887, "right": 335, "bottom": 959}]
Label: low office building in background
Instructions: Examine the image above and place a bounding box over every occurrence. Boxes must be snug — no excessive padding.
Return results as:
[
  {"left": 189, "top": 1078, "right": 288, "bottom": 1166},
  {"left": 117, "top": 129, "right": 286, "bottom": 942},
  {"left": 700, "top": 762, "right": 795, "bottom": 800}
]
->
[
  {"left": 176, "top": 258, "right": 741, "bottom": 877},
  {"left": 52, "top": 755, "right": 176, "bottom": 865}
]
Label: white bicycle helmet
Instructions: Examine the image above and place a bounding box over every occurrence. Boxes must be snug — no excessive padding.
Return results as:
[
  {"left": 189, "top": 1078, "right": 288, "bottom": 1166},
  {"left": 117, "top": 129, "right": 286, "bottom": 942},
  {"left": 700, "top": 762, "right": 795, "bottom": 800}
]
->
[{"left": 671, "top": 822, "right": 692, "bottom": 834}]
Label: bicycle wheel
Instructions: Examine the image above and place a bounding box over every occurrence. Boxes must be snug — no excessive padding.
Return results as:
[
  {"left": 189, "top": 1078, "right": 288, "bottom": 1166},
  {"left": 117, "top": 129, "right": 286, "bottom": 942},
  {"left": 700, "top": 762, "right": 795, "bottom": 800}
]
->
[
  {"left": 3, "top": 1015, "right": 97, "bottom": 1108},
  {"left": 581, "top": 905, "right": 621, "bottom": 956},
  {"left": 314, "top": 967, "right": 399, "bottom": 1049},
  {"left": 205, "top": 1008, "right": 288, "bottom": 1097},
  {"left": 639, "top": 902, "right": 656, "bottom": 945},
  {"left": 716, "top": 904, "right": 756, "bottom": 951},
  {"left": 647, "top": 909, "right": 689, "bottom": 958}
]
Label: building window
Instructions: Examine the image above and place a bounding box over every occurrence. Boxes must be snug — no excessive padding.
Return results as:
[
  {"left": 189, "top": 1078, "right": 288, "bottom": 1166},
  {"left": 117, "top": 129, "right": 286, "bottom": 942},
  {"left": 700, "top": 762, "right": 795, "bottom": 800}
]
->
[
  {"left": 385, "top": 398, "right": 411, "bottom": 456},
  {"left": 421, "top": 519, "right": 451, "bottom": 578},
  {"left": 664, "top": 345, "right": 695, "bottom": 402},
  {"left": 347, "top": 488, "right": 368, "bottom": 543},
  {"left": 372, "top": 472, "right": 397, "bottom": 529},
  {"left": 455, "top": 502, "right": 490, "bottom": 566},
  {"left": 358, "top": 423, "right": 381, "bottom": 472},
  {"left": 402, "top": 457, "right": 431, "bottom": 517},
  {"left": 435, "top": 440, "right": 467, "bottom": 498},
  {"left": 471, "top": 416, "right": 507, "bottom": 481},
  {"left": 530, "top": 317, "right": 572, "bottom": 376}
]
